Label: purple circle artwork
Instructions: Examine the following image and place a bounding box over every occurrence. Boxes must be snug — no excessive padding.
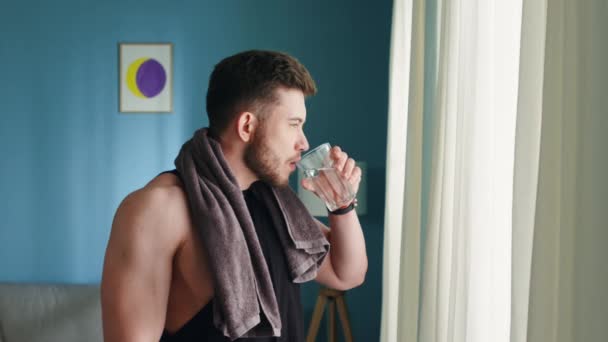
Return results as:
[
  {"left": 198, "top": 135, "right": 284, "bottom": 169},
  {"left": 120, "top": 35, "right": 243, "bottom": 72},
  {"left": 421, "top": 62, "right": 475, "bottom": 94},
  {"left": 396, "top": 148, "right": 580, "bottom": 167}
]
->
[{"left": 136, "top": 59, "right": 167, "bottom": 98}]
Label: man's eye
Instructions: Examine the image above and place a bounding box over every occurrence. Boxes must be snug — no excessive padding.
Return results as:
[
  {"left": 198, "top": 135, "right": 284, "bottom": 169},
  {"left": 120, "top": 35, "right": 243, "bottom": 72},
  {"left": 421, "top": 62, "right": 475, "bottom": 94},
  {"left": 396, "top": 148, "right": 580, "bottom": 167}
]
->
[{"left": 290, "top": 123, "right": 299, "bottom": 127}]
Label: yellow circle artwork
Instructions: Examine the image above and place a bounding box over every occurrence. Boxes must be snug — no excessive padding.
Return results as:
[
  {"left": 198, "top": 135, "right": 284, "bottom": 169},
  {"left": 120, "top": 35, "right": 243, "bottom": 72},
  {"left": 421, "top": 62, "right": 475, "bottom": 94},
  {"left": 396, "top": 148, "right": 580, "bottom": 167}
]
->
[{"left": 126, "top": 57, "right": 149, "bottom": 98}]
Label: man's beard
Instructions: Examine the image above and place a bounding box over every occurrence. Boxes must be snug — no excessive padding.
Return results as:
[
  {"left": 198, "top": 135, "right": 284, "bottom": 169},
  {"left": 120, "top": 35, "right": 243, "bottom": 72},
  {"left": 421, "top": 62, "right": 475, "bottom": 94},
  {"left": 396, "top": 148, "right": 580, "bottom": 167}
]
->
[{"left": 244, "top": 128, "right": 288, "bottom": 187}]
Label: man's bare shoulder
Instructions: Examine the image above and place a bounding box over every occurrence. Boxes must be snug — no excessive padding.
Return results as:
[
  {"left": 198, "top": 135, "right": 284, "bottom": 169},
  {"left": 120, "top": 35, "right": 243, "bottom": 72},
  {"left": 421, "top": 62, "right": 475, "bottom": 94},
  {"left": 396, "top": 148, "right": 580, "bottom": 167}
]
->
[
  {"left": 111, "top": 172, "right": 191, "bottom": 249},
  {"left": 102, "top": 172, "right": 192, "bottom": 341},
  {"left": 141, "top": 171, "right": 189, "bottom": 208}
]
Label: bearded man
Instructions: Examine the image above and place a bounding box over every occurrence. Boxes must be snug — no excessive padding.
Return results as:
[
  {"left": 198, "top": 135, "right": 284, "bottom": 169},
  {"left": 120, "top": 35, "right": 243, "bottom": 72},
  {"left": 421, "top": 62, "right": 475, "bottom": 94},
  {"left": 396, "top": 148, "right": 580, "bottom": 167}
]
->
[{"left": 101, "top": 50, "right": 368, "bottom": 342}]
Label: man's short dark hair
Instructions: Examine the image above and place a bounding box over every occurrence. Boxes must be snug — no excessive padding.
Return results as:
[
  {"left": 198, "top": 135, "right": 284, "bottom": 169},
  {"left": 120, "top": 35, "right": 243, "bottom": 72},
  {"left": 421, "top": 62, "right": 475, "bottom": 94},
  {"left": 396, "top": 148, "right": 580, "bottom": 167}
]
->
[{"left": 206, "top": 50, "right": 317, "bottom": 137}]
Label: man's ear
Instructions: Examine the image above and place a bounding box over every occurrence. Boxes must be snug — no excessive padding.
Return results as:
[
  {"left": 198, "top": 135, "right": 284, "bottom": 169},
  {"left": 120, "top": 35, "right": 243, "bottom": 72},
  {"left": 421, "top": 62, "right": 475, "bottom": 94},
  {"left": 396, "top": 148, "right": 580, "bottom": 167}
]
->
[{"left": 236, "top": 111, "right": 258, "bottom": 143}]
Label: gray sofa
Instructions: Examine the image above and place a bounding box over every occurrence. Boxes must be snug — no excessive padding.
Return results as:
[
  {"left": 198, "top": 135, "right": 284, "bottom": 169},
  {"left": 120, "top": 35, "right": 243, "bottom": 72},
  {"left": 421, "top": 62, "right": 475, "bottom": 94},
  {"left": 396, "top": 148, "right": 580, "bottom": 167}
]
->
[{"left": 0, "top": 283, "right": 102, "bottom": 342}]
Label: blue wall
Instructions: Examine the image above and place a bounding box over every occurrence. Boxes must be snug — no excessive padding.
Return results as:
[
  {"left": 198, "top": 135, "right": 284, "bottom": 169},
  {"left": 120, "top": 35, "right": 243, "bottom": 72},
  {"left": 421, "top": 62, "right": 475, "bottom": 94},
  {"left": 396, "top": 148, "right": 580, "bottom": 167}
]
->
[{"left": 0, "top": 0, "right": 391, "bottom": 340}]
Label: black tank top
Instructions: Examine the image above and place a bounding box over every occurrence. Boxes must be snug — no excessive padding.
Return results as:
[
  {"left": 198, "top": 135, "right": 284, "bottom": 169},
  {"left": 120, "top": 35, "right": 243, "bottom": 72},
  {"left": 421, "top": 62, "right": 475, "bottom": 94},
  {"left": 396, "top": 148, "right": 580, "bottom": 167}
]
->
[{"left": 160, "top": 170, "right": 305, "bottom": 341}]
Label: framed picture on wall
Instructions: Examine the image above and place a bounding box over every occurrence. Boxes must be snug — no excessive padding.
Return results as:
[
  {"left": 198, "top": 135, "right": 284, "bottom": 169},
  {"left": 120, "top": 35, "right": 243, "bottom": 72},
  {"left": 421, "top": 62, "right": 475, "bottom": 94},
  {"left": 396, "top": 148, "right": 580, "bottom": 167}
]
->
[{"left": 119, "top": 43, "right": 173, "bottom": 113}]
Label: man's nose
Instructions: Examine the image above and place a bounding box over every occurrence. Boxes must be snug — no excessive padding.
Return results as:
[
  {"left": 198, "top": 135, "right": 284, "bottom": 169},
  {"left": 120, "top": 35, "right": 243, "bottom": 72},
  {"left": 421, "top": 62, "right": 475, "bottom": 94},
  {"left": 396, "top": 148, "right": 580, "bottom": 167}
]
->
[{"left": 298, "top": 134, "right": 309, "bottom": 152}]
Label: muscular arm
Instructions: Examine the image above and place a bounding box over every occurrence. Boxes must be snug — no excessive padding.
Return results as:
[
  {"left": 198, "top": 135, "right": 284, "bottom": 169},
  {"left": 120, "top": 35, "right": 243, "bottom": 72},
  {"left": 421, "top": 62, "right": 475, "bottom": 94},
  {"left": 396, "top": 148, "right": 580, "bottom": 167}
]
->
[
  {"left": 306, "top": 146, "right": 368, "bottom": 290},
  {"left": 101, "top": 188, "right": 182, "bottom": 342},
  {"left": 314, "top": 210, "right": 368, "bottom": 290}
]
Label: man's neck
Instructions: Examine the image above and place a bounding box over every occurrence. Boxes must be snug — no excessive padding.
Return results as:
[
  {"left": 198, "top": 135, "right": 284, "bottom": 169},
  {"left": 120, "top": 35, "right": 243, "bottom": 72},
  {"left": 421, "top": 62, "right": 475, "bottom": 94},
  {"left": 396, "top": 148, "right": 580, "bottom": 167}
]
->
[{"left": 218, "top": 138, "right": 259, "bottom": 190}]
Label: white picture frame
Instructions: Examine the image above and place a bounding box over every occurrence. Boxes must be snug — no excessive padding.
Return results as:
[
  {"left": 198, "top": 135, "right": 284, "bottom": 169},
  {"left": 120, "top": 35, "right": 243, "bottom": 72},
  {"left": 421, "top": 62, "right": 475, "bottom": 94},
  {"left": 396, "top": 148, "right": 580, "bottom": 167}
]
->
[{"left": 119, "top": 43, "right": 173, "bottom": 113}]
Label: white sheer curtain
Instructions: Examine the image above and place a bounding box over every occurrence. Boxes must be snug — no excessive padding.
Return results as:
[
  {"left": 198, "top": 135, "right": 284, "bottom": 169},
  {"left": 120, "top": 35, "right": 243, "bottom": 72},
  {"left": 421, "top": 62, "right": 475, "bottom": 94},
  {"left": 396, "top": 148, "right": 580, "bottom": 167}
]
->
[
  {"left": 381, "top": 0, "right": 608, "bottom": 341},
  {"left": 520, "top": 1, "right": 608, "bottom": 341},
  {"left": 381, "top": 0, "right": 522, "bottom": 340},
  {"left": 380, "top": 0, "right": 423, "bottom": 341}
]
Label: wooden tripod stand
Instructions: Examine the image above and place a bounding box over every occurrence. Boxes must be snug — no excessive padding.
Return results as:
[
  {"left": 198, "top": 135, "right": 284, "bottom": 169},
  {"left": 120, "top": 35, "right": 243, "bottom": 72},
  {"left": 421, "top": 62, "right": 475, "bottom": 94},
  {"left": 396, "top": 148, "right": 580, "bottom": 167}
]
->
[{"left": 306, "top": 287, "right": 353, "bottom": 342}]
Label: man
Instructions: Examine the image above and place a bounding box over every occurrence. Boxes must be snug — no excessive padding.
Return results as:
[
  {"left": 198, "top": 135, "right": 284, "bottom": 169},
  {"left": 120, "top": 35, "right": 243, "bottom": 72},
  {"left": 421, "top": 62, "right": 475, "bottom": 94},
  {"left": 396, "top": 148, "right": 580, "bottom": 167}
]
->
[{"left": 101, "top": 50, "right": 368, "bottom": 341}]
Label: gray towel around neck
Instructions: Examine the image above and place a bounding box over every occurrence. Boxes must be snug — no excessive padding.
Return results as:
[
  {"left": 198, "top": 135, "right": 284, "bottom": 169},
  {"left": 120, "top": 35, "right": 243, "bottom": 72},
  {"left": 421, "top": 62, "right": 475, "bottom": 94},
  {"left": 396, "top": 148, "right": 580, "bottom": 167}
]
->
[{"left": 174, "top": 128, "right": 330, "bottom": 340}]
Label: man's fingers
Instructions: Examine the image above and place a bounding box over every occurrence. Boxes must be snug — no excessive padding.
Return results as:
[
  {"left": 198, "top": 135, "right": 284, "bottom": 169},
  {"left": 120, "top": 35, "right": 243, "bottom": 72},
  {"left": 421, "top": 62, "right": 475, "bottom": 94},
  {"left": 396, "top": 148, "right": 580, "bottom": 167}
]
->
[
  {"left": 350, "top": 166, "right": 362, "bottom": 183},
  {"left": 301, "top": 178, "right": 315, "bottom": 192},
  {"left": 342, "top": 158, "right": 356, "bottom": 178},
  {"left": 331, "top": 146, "right": 348, "bottom": 171}
]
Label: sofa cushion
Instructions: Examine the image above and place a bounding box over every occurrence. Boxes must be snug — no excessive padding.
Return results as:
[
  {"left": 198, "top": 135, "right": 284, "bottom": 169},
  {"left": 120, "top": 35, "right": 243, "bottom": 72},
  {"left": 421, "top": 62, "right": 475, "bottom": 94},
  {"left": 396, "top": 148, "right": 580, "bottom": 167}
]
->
[{"left": 0, "top": 283, "right": 102, "bottom": 342}]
